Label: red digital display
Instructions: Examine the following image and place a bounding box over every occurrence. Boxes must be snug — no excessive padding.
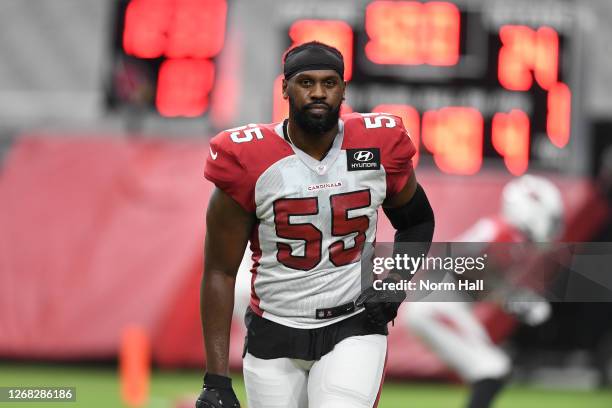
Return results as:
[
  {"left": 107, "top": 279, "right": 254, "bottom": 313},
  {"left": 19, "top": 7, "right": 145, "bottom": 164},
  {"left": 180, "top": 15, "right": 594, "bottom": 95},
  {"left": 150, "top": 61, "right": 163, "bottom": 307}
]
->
[
  {"left": 288, "top": 20, "right": 354, "bottom": 80},
  {"left": 121, "top": 0, "right": 227, "bottom": 117},
  {"left": 123, "top": 0, "right": 227, "bottom": 59},
  {"left": 123, "top": 0, "right": 172, "bottom": 58},
  {"left": 422, "top": 108, "right": 483, "bottom": 175},
  {"left": 156, "top": 59, "right": 215, "bottom": 117},
  {"left": 114, "top": 0, "right": 576, "bottom": 169},
  {"left": 497, "top": 25, "right": 570, "bottom": 149},
  {"left": 492, "top": 110, "right": 530, "bottom": 175},
  {"left": 547, "top": 82, "right": 571, "bottom": 148},
  {"left": 373, "top": 105, "right": 420, "bottom": 166},
  {"left": 498, "top": 25, "right": 559, "bottom": 91},
  {"left": 365, "top": 1, "right": 460, "bottom": 66}
]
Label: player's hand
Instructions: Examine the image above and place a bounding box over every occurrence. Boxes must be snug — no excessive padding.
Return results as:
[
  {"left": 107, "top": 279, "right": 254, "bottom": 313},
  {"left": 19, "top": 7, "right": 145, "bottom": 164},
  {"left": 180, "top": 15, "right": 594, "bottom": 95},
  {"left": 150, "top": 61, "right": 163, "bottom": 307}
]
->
[
  {"left": 196, "top": 373, "right": 240, "bottom": 408},
  {"left": 355, "top": 276, "right": 407, "bottom": 326}
]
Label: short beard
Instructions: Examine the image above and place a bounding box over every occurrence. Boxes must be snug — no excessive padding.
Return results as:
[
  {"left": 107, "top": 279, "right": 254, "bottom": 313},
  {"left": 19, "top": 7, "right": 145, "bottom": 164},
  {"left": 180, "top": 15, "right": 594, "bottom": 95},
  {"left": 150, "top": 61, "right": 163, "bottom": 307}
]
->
[{"left": 289, "top": 97, "right": 341, "bottom": 136}]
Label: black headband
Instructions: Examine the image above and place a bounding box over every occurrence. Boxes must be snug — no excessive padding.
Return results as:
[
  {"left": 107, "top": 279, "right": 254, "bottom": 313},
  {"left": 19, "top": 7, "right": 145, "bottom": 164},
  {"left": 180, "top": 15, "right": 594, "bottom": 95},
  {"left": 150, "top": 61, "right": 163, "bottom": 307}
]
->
[{"left": 283, "top": 46, "right": 344, "bottom": 80}]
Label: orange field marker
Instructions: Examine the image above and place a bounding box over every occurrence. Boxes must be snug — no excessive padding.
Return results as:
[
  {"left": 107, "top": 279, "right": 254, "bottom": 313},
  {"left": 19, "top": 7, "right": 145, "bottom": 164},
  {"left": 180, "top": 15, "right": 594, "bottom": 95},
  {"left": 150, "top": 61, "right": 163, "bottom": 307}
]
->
[{"left": 119, "top": 326, "right": 151, "bottom": 407}]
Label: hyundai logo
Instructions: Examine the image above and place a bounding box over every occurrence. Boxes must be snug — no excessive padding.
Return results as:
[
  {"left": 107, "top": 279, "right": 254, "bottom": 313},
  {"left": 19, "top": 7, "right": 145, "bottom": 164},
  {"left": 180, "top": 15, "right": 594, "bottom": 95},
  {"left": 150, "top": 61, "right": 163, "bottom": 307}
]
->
[{"left": 354, "top": 151, "right": 374, "bottom": 162}]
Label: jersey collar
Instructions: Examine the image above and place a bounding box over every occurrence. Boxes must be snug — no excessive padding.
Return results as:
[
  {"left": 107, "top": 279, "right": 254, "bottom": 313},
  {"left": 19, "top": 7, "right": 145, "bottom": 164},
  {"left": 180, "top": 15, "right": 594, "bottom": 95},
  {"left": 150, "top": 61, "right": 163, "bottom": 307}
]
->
[{"left": 274, "top": 119, "right": 345, "bottom": 176}]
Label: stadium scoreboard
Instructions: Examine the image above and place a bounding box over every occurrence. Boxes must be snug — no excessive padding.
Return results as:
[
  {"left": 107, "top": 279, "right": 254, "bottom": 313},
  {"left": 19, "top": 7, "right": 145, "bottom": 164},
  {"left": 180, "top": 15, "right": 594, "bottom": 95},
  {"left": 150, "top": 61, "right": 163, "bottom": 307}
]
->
[
  {"left": 107, "top": 0, "right": 228, "bottom": 117},
  {"left": 272, "top": 0, "right": 583, "bottom": 176},
  {"left": 107, "top": 0, "right": 586, "bottom": 176}
]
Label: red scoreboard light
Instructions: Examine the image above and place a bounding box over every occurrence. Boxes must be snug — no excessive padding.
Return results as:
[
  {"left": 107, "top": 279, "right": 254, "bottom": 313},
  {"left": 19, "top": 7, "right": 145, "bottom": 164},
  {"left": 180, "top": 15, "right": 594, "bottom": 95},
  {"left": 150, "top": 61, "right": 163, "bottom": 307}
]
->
[
  {"left": 492, "top": 110, "right": 530, "bottom": 176},
  {"left": 547, "top": 82, "right": 572, "bottom": 148},
  {"left": 156, "top": 59, "right": 215, "bottom": 117},
  {"left": 498, "top": 25, "right": 559, "bottom": 91},
  {"left": 122, "top": 0, "right": 172, "bottom": 58},
  {"left": 422, "top": 108, "right": 483, "bottom": 175},
  {"left": 110, "top": 0, "right": 227, "bottom": 117},
  {"left": 123, "top": 0, "right": 227, "bottom": 59},
  {"left": 365, "top": 1, "right": 460, "bottom": 66}
]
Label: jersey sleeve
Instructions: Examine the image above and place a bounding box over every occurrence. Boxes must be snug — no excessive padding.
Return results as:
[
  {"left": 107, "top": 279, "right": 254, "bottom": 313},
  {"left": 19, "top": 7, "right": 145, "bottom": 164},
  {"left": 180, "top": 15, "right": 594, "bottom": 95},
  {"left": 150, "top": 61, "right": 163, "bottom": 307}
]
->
[
  {"left": 204, "top": 133, "right": 255, "bottom": 212},
  {"left": 381, "top": 116, "right": 416, "bottom": 197}
]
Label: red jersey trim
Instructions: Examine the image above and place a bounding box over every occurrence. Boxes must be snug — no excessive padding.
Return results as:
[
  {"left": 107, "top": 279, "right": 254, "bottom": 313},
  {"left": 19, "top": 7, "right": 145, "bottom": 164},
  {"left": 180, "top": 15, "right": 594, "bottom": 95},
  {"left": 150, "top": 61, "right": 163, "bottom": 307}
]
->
[
  {"left": 340, "top": 112, "right": 415, "bottom": 198},
  {"left": 249, "top": 222, "right": 263, "bottom": 316},
  {"left": 204, "top": 122, "right": 294, "bottom": 213}
]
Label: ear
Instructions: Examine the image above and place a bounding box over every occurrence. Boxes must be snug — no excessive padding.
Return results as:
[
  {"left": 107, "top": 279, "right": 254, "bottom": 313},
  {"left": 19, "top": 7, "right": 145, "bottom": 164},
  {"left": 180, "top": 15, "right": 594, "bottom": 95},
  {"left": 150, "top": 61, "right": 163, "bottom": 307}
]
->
[{"left": 282, "top": 78, "right": 288, "bottom": 100}]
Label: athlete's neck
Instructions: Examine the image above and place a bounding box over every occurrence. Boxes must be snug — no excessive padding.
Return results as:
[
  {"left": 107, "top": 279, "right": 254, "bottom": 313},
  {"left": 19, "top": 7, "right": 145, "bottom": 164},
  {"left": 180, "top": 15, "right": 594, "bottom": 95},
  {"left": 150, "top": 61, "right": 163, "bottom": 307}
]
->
[{"left": 287, "top": 120, "right": 338, "bottom": 162}]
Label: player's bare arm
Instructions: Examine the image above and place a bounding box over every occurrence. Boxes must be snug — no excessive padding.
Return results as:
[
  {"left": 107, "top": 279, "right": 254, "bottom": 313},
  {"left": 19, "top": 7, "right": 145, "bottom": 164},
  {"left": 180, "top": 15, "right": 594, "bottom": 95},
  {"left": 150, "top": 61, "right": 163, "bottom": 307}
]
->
[
  {"left": 197, "top": 188, "right": 254, "bottom": 408},
  {"left": 202, "top": 187, "right": 254, "bottom": 375},
  {"left": 383, "top": 171, "right": 417, "bottom": 208}
]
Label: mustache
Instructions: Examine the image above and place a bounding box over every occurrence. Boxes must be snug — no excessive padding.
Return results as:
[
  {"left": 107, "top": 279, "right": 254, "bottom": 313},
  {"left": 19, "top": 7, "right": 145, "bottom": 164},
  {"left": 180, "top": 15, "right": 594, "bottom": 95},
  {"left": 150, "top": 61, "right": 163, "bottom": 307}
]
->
[{"left": 304, "top": 102, "right": 331, "bottom": 110}]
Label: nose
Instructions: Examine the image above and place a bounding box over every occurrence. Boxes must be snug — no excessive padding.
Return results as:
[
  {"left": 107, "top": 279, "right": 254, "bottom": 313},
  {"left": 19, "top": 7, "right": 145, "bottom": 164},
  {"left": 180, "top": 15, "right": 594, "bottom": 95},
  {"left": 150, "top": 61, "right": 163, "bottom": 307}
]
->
[{"left": 309, "top": 82, "right": 327, "bottom": 100}]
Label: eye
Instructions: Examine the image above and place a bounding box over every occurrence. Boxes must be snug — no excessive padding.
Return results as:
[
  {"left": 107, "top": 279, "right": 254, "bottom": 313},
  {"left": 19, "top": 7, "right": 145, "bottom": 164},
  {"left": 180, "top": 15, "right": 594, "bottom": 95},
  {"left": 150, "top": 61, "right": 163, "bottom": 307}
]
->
[
  {"left": 325, "top": 79, "right": 337, "bottom": 87},
  {"left": 300, "top": 79, "right": 313, "bottom": 87}
]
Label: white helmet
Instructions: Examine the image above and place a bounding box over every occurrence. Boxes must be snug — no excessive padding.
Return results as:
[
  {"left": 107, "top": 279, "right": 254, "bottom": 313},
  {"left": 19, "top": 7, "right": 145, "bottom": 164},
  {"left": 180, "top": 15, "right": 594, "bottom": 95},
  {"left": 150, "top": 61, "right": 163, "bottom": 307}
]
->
[{"left": 501, "top": 175, "right": 564, "bottom": 242}]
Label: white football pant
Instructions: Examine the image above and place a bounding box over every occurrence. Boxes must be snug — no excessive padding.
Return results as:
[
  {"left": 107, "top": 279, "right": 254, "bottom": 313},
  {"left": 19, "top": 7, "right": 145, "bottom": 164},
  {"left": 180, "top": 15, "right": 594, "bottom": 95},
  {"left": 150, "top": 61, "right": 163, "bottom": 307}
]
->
[
  {"left": 404, "top": 302, "right": 511, "bottom": 382},
  {"left": 243, "top": 334, "right": 387, "bottom": 408},
  {"left": 233, "top": 249, "right": 254, "bottom": 320}
]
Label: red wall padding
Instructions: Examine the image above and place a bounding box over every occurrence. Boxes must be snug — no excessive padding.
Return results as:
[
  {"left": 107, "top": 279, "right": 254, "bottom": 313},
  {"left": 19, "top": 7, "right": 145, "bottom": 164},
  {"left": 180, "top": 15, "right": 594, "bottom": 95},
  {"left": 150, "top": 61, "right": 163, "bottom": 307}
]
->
[
  {"left": 0, "top": 136, "right": 607, "bottom": 380},
  {"left": 0, "top": 136, "right": 210, "bottom": 359}
]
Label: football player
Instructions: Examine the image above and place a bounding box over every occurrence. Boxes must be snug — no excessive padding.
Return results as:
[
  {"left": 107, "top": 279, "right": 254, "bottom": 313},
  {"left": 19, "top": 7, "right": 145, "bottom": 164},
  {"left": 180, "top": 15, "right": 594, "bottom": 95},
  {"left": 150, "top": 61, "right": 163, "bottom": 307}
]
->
[
  {"left": 404, "top": 175, "right": 564, "bottom": 408},
  {"left": 196, "top": 41, "right": 434, "bottom": 408}
]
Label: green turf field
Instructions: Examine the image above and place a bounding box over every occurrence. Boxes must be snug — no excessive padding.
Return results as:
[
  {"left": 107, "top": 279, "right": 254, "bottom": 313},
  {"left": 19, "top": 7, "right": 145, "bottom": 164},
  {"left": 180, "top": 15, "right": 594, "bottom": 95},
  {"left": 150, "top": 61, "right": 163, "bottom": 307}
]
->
[{"left": 1, "top": 362, "right": 610, "bottom": 408}]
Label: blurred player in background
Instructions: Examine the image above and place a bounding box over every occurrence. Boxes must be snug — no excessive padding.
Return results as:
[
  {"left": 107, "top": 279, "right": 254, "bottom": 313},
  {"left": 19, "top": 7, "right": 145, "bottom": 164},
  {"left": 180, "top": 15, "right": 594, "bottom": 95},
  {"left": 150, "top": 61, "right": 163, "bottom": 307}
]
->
[
  {"left": 196, "top": 41, "right": 434, "bottom": 408},
  {"left": 404, "top": 175, "right": 564, "bottom": 408}
]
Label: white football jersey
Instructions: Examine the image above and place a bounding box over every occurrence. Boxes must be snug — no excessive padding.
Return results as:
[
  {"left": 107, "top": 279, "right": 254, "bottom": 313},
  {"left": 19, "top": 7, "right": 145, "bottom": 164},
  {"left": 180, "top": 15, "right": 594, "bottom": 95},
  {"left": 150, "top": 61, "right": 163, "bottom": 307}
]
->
[{"left": 205, "top": 113, "right": 415, "bottom": 328}]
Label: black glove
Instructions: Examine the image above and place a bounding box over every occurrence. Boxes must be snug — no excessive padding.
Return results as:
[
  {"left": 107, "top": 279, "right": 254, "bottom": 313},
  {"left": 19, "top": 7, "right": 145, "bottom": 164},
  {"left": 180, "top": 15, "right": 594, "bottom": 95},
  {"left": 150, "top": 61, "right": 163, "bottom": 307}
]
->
[
  {"left": 196, "top": 373, "right": 240, "bottom": 408},
  {"left": 355, "top": 277, "right": 407, "bottom": 326}
]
